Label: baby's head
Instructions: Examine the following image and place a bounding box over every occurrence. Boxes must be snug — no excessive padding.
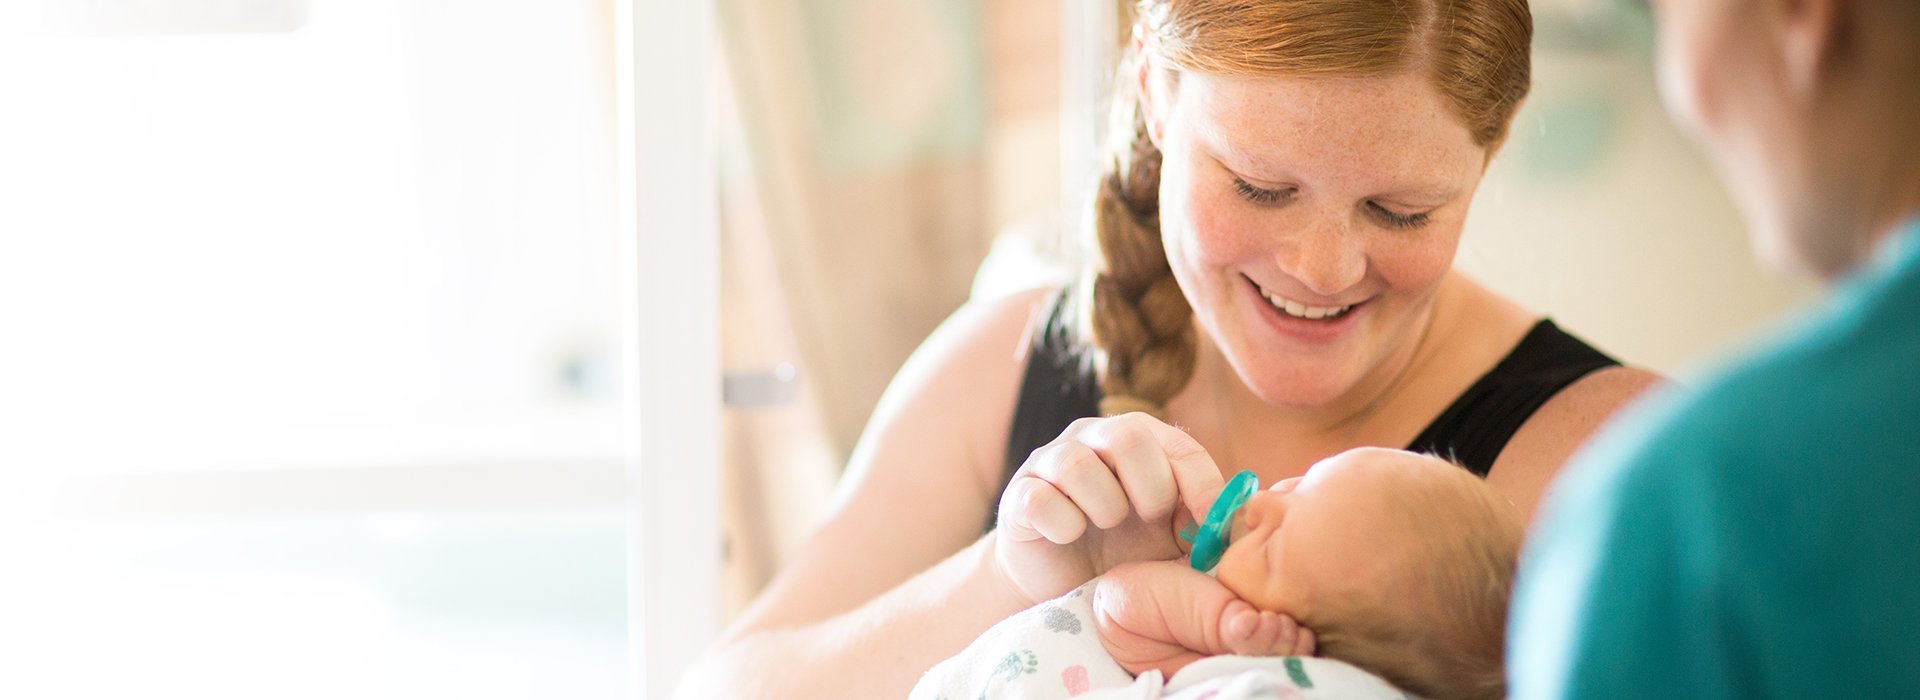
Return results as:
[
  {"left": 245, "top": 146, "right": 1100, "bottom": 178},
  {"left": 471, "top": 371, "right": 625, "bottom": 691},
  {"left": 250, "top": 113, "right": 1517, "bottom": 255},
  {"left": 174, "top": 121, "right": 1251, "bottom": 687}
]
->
[{"left": 1214, "top": 447, "right": 1523, "bottom": 700}]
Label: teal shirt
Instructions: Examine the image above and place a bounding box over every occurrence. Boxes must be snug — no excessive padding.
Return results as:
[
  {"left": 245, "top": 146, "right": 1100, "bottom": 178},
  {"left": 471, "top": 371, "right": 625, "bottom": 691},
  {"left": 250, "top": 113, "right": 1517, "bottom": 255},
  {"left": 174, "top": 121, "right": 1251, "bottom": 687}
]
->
[{"left": 1510, "top": 220, "right": 1920, "bottom": 699}]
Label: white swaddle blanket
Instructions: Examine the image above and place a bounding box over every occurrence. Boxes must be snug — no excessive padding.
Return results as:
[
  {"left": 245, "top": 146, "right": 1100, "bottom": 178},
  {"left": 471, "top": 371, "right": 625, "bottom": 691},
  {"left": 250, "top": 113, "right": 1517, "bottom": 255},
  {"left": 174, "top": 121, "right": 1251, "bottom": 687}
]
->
[{"left": 912, "top": 583, "right": 1413, "bottom": 700}]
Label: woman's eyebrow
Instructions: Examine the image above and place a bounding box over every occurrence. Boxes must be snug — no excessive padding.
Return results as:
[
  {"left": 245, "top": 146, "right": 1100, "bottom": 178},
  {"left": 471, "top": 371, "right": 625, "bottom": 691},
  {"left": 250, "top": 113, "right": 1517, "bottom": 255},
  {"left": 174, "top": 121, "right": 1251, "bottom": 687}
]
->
[
  {"left": 1376, "top": 185, "right": 1463, "bottom": 206},
  {"left": 1211, "top": 141, "right": 1466, "bottom": 204},
  {"left": 1209, "top": 142, "right": 1295, "bottom": 184}
]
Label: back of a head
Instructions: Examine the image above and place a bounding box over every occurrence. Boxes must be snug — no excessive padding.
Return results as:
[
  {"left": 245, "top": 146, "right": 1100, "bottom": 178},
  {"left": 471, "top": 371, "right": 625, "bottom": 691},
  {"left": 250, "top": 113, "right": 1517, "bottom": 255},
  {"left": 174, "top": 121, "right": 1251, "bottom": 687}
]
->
[
  {"left": 1305, "top": 466, "right": 1525, "bottom": 700},
  {"left": 1085, "top": 0, "right": 1534, "bottom": 418}
]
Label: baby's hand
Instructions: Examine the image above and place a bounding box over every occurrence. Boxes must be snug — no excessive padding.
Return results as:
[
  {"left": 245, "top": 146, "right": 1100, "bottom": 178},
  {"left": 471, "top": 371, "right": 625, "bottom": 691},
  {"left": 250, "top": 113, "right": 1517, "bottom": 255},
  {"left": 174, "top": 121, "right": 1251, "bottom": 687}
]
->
[
  {"left": 1091, "top": 562, "right": 1209, "bottom": 677},
  {"left": 1219, "top": 598, "right": 1316, "bottom": 657},
  {"left": 1091, "top": 561, "right": 1313, "bottom": 678}
]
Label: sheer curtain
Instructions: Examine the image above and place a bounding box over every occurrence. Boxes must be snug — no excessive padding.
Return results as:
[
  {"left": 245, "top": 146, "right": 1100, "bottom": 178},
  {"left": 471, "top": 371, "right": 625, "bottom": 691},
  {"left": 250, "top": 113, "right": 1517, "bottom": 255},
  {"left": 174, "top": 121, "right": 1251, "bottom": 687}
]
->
[{"left": 710, "top": 0, "right": 1074, "bottom": 615}]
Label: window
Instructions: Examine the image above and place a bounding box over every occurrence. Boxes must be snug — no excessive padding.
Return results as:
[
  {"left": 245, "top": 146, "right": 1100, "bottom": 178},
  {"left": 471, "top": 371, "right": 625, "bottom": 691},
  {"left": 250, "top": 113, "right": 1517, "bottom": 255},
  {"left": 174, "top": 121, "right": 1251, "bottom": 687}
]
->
[{"left": 0, "top": 1, "right": 720, "bottom": 697}]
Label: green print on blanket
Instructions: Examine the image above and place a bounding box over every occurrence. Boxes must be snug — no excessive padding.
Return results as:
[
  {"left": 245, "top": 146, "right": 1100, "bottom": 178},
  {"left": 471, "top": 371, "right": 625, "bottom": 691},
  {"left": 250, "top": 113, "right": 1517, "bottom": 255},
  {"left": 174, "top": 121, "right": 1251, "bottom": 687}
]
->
[
  {"left": 1283, "top": 656, "right": 1314, "bottom": 689},
  {"left": 980, "top": 649, "right": 1039, "bottom": 700}
]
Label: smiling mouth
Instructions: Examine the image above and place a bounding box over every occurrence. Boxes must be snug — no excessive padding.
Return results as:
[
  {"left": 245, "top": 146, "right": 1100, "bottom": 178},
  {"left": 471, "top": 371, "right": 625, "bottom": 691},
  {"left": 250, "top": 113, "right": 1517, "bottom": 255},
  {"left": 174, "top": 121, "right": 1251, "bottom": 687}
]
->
[{"left": 1253, "top": 282, "right": 1357, "bottom": 321}]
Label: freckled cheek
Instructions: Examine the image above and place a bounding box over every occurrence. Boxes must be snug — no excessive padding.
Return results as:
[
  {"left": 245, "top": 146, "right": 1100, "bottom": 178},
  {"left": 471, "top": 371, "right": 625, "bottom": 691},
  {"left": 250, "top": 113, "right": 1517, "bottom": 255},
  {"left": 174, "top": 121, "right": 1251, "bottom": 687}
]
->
[
  {"left": 1367, "top": 226, "right": 1460, "bottom": 297},
  {"left": 1162, "top": 175, "right": 1278, "bottom": 270}
]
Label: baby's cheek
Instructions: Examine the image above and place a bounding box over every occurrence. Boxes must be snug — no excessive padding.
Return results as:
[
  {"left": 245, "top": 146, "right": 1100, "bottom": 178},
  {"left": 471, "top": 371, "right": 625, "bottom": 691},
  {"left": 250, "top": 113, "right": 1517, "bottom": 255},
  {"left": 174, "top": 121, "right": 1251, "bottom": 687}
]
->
[{"left": 1213, "top": 545, "right": 1283, "bottom": 611}]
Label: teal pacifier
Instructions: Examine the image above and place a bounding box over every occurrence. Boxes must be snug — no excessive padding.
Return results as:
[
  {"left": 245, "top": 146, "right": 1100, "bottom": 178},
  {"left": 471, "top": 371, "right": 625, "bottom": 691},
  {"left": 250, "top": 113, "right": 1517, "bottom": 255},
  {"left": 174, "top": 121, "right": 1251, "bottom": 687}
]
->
[{"left": 1180, "top": 469, "right": 1259, "bottom": 572}]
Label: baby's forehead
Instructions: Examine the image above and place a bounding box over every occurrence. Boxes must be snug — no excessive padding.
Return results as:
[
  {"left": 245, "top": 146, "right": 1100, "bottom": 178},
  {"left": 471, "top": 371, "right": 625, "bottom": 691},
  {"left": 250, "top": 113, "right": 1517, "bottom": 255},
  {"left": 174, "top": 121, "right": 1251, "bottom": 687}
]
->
[
  {"left": 1309, "top": 451, "right": 1485, "bottom": 524},
  {"left": 1307, "top": 448, "right": 1458, "bottom": 489}
]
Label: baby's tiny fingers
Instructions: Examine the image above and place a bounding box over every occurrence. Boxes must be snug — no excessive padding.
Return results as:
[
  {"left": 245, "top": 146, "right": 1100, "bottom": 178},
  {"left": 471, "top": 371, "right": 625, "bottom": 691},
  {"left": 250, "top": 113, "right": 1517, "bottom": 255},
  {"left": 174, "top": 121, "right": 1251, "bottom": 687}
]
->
[
  {"left": 1270, "top": 613, "right": 1298, "bottom": 646},
  {"left": 1290, "top": 623, "right": 1317, "bottom": 656},
  {"left": 1221, "top": 600, "right": 1259, "bottom": 643},
  {"left": 1221, "top": 602, "right": 1280, "bottom": 656}
]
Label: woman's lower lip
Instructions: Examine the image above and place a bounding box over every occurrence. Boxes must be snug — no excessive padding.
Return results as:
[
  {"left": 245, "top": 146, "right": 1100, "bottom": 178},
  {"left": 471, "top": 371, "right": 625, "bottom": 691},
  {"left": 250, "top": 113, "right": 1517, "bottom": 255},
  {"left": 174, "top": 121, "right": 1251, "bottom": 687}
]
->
[{"left": 1247, "top": 280, "right": 1364, "bottom": 342}]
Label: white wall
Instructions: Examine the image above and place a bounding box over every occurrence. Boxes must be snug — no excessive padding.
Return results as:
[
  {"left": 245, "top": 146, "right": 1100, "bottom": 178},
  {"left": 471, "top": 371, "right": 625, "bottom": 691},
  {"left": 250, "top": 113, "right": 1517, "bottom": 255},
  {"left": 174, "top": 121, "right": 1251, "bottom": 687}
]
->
[{"left": 1459, "top": 7, "right": 1819, "bottom": 374}]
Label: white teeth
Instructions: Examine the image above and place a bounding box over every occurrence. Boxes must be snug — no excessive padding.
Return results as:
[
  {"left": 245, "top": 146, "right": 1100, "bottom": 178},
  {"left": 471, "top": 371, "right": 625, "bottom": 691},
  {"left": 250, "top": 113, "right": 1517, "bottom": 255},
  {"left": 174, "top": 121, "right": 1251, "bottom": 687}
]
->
[{"left": 1261, "top": 289, "right": 1352, "bottom": 320}]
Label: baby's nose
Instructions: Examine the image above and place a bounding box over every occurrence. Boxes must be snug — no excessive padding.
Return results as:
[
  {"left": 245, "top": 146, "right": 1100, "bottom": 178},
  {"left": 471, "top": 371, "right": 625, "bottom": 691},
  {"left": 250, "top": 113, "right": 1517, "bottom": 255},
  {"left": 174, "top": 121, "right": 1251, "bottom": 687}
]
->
[{"left": 1230, "top": 490, "right": 1283, "bottom": 543}]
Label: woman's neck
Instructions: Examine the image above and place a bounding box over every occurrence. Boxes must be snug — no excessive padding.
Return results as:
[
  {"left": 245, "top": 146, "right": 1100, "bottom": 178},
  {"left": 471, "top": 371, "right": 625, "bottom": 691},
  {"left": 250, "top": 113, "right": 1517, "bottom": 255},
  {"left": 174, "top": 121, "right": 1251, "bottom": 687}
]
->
[{"left": 1811, "top": 46, "right": 1920, "bottom": 279}]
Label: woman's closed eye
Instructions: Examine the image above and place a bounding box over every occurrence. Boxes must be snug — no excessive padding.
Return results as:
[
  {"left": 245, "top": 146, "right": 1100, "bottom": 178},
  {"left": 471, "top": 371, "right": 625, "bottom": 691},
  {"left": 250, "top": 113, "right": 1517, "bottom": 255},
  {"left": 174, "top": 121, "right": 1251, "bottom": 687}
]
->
[
  {"left": 1232, "top": 177, "right": 1296, "bottom": 206},
  {"left": 1366, "top": 200, "right": 1431, "bottom": 230}
]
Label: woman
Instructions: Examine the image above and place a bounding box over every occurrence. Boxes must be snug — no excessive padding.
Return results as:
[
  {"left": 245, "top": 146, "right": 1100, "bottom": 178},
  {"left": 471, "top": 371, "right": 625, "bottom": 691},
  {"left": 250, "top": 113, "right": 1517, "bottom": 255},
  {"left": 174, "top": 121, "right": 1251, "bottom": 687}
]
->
[
  {"left": 1509, "top": 0, "right": 1920, "bottom": 696},
  {"left": 681, "top": 1, "right": 1657, "bottom": 696}
]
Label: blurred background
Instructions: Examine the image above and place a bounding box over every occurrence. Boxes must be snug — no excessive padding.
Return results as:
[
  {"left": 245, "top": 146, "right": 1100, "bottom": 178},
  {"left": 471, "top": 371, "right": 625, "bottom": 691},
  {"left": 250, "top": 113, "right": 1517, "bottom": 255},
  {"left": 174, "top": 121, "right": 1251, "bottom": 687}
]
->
[{"left": 0, "top": 0, "right": 1813, "bottom": 698}]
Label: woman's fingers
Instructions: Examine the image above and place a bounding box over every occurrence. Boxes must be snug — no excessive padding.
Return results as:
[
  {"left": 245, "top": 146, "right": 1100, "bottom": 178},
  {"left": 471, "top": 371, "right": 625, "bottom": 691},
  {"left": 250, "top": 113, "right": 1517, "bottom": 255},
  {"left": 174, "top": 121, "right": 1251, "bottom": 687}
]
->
[
  {"left": 1078, "top": 414, "right": 1180, "bottom": 522},
  {"left": 1025, "top": 441, "right": 1131, "bottom": 529},
  {"left": 1001, "top": 476, "right": 1089, "bottom": 544},
  {"left": 1080, "top": 412, "right": 1227, "bottom": 524},
  {"left": 1002, "top": 413, "right": 1227, "bottom": 549},
  {"left": 1113, "top": 412, "right": 1228, "bottom": 521}
]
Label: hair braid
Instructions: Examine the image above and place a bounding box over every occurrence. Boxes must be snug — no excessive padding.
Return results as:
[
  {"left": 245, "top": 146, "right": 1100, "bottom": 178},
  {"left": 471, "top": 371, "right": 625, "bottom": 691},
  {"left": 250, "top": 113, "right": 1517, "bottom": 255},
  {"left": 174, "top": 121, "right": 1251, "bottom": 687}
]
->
[{"left": 1086, "top": 99, "right": 1197, "bottom": 420}]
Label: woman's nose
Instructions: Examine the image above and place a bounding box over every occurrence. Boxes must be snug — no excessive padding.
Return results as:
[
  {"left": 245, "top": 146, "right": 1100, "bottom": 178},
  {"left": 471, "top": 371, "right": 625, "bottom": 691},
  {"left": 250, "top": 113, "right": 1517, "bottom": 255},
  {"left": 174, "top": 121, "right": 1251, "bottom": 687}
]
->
[{"left": 1275, "top": 216, "right": 1366, "bottom": 295}]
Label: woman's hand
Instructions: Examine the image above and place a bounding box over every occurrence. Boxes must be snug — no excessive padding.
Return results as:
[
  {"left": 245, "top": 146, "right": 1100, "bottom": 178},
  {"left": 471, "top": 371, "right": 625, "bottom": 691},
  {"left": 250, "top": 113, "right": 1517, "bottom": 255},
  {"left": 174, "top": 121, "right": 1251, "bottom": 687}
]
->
[{"left": 991, "top": 412, "right": 1227, "bottom": 606}]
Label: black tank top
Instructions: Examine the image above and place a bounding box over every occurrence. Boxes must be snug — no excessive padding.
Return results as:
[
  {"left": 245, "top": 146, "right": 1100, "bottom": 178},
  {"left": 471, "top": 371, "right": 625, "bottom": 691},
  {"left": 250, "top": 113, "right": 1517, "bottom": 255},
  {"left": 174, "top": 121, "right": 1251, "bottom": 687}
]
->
[{"left": 993, "top": 292, "right": 1618, "bottom": 524}]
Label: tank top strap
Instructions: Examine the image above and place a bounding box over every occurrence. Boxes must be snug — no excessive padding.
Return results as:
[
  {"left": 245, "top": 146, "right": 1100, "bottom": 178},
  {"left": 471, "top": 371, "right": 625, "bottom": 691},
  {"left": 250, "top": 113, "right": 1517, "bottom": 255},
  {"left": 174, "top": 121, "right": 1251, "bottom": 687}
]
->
[
  {"left": 1405, "top": 319, "right": 1620, "bottom": 476},
  {"left": 991, "top": 288, "right": 1101, "bottom": 531}
]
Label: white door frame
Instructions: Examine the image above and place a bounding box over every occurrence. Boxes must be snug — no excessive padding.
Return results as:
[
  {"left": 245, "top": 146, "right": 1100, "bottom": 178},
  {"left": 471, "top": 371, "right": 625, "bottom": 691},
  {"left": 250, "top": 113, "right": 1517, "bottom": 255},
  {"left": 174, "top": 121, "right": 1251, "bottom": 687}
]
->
[{"left": 618, "top": 0, "right": 721, "bottom": 697}]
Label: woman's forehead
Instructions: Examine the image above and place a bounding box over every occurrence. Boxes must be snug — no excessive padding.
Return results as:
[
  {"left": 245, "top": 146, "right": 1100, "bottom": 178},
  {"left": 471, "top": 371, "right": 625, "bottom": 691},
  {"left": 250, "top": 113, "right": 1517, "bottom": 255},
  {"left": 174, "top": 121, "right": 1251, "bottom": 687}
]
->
[{"left": 1176, "top": 70, "right": 1483, "bottom": 191}]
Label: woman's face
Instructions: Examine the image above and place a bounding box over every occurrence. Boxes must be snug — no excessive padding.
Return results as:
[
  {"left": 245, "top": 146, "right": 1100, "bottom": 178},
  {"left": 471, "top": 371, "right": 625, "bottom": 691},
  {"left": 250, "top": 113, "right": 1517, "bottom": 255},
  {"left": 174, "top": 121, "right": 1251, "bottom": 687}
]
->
[{"left": 1143, "top": 68, "right": 1488, "bottom": 407}]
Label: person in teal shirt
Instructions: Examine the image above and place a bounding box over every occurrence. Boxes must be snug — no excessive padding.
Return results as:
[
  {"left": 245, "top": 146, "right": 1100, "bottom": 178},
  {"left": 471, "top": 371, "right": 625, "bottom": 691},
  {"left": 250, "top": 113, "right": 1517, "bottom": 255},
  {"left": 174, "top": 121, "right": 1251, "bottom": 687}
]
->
[{"left": 1508, "top": 0, "right": 1920, "bottom": 697}]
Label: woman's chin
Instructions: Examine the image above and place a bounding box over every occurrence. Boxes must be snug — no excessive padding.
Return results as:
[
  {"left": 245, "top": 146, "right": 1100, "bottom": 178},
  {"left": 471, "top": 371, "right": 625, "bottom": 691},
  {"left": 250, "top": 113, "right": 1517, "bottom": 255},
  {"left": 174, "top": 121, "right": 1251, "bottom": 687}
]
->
[{"left": 1241, "top": 372, "right": 1358, "bottom": 409}]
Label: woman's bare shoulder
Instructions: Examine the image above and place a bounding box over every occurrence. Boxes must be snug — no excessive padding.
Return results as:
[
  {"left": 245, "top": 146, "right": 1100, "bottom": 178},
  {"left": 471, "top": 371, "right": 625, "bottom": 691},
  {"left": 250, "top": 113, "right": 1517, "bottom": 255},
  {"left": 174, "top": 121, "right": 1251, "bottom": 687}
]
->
[
  {"left": 1446, "top": 273, "right": 1667, "bottom": 517},
  {"left": 878, "top": 285, "right": 1062, "bottom": 484},
  {"left": 1490, "top": 364, "right": 1664, "bottom": 519},
  {"left": 725, "top": 285, "right": 1060, "bottom": 633}
]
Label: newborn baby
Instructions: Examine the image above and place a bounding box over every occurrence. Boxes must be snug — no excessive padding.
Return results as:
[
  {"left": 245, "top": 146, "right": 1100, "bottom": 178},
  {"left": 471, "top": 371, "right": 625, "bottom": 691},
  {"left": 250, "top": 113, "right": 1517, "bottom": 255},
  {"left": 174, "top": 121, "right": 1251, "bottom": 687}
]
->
[{"left": 915, "top": 447, "right": 1523, "bottom": 700}]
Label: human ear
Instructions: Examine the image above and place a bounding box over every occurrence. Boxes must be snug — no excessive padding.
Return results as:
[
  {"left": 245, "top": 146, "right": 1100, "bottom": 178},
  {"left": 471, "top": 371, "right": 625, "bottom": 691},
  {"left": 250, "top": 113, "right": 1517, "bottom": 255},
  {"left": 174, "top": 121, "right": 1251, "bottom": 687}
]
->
[
  {"left": 1777, "top": 0, "right": 1847, "bottom": 105},
  {"left": 1133, "top": 38, "right": 1170, "bottom": 148}
]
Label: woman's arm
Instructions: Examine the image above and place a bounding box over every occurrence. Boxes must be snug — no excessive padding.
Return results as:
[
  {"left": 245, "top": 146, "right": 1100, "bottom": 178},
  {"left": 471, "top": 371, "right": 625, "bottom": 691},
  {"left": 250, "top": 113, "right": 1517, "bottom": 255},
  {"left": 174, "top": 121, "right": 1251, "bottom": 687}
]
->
[
  {"left": 1487, "top": 366, "right": 1663, "bottom": 521},
  {"left": 678, "top": 288, "right": 1050, "bottom": 697},
  {"left": 681, "top": 537, "right": 1035, "bottom": 697}
]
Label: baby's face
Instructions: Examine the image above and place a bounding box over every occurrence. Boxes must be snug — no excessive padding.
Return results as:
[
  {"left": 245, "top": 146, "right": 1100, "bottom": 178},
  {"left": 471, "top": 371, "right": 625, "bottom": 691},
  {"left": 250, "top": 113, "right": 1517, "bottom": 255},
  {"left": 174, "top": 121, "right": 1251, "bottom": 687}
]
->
[{"left": 1212, "top": 447, "right": 1465, "bottom": 618}]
